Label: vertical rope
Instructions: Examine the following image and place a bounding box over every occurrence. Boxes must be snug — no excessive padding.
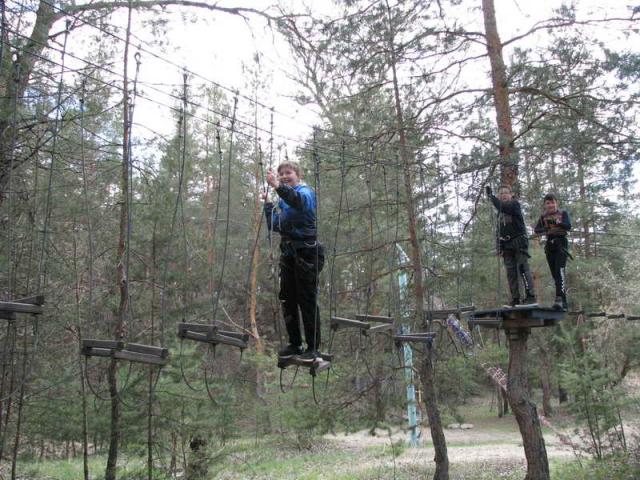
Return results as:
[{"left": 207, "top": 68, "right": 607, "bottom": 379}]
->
[
  {"left": 312, "top": 129, "right": 321, "bottom": 351},
  {"left": 211, "top": 96, "right": 238, "bottom": 323},
  {"left": 37, "top": 20, "right": 70, "bottom": 293},
  {"left": 5, "top": 55, "right": 20, "bottom": 298}
]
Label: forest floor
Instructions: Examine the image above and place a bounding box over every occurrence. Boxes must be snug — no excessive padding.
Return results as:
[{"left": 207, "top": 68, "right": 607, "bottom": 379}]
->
[{"left": 13, "top": 396, "right": 602, "bottom": 480}]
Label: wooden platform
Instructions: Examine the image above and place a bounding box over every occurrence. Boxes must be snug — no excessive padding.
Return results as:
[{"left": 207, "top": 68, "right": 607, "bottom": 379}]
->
[
  {"left": 177, "top": 322, "right": 249, "bottom": 349},
  {"left": 277, "top": 353, "right": 332, "bottom": 376},
  {"left": 468, "top": 305, "right": 565, "bottom": 330},
  {"left": 82, "top": 339, "right": 170, "bottom": 366}
]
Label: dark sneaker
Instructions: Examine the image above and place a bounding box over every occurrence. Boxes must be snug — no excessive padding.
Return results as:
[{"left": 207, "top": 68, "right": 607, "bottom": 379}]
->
[
  {"left": 552, "top": 296, "right": 564, "bottom": 311},
  {"left": 299, "top": 349, "right": 320, "bottom": 361},
  {"left": 278, "top": 344, "right": 303, "bottom": 358}
]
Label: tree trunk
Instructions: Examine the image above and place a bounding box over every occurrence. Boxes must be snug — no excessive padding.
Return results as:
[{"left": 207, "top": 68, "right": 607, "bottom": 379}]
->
[
  {"left": 106, "top": 3, "right": 134, "bottom": 479},
  {"left": 507, "top": 330, "right": 550, "bottom": 480},
  {"left": 539, "top": 346, "right": 554, "bottom": 417},
  {"left": 482, "top": 1, "right": 550, "bottom": 478},
  {"left": 482, "top": 0, "right": 517, "bottom": 189},
  {"left": 384, "top": 2, "right": 447, "bottom": 477},
  {"left": 421, "top": 351, "right": 449, "bottom": 480}
]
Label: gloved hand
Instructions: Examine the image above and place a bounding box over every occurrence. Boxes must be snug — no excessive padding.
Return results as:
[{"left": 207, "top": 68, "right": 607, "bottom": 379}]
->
[{"left": 485, "top": 185, "right": 492, "bottom": 197}]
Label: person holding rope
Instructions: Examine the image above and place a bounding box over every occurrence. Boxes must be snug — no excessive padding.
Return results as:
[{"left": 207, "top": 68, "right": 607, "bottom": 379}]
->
[
  {"left": 534, "top": 193, "right": 572, "bottom": 310},
  {"left": 486, "top": 184, "right": 537, "bottom": 307},
  {"left": 263, "top": 161, "right": 325, "bottom": 360}
]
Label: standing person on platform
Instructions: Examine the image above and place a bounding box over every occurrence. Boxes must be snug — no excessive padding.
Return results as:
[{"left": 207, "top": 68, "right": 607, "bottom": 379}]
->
[
  {"left": 263, "top": 161, "right": 324, "bottom": 360},
  {"left": 486, "top": 185, "right": 537, "bottom": 307},
  {"left": 534, "top": 193, "right": 572, "bottom": 310}
]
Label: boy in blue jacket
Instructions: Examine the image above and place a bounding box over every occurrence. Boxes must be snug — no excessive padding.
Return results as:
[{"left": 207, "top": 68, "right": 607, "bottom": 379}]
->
[
  {"left": 534, "top": 193, "right": 572, "bottom": 310},
  {"left": 264, "top": 161, "right": 324, "bottom": 360}
]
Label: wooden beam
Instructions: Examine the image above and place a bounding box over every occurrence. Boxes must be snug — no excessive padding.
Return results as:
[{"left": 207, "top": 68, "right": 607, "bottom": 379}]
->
[
  {"left": 82, "top": 339, "right": 124, "bottom": 351},
  {"left": 81, "top": 347, "right": 112, "bottom": 358},
  {"left": 0, "top": 311, "right": 16, "bottom": 320},
  {"left": 330, "top": 316, "right": 370, "bottom": 330},
  {"left": 125, "top": 343, "right": 169, "bottom": 359},
  {"left": 0, "top": 301, "right": 43, "bottom": 315},
  {"left": 369, "top": 323, "right": 394, "bottom": 334},
  {"left": 12, "top": 295, "right": 45, "bottom": 306},
  {"left": 217, "top": 329, "right": 250, "bottom": 342},
  {"left": 355, "top": 314, "right": 394, "bottom": 324},
  {"left": 177, "top": 322, "right": 217, "bottom": 335},
  {"left": 394, "top": 333, "right": 435, "bottom": 344},
  {"left": 113, "top": 350, "right": 169, "bottom": 366}
]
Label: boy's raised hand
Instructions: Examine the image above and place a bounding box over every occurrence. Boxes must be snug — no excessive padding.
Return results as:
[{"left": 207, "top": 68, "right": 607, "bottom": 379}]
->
[{"left": 266, "top": 169, "right": 279, "bottom": 189}]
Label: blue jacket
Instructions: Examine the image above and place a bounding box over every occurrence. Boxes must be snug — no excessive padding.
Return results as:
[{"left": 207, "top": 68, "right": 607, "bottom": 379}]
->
[{"left": 264, "top": 183, "right": 317, "bottom": 243}]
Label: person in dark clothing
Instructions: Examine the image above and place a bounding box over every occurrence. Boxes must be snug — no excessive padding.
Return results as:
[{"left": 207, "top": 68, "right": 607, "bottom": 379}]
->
[
  {"left": 264, "top": 161, "right": 324, "bottom": 360},
  {"left": 534, "top": 193, "right": 572, "bottom": 310},
  {"left": 486, "top": 184, "right": 536, "bottom": 307}
]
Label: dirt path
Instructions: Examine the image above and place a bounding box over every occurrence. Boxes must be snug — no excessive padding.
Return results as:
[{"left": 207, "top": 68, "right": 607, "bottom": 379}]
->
[{"left": 324, "top": 420, "right": 575, "bottom": 467}]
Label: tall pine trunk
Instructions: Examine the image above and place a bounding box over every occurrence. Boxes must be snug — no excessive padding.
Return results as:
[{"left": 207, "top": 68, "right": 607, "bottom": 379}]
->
[
  {"left": 482, "top": 1, "right": 550, "bottom": 478},
  {"left": 385, "top": 2, "right": 448, "bottom": 478},
  {"left": 106, "top": 3, "right": 133, "bottom": 479}
]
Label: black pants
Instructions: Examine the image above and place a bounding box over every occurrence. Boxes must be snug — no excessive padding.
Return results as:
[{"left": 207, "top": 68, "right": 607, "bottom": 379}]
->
[
  {"left": 279, "top": 243, "right": 324, "bottom": 351},
  {"left": 502, "top": 248, "right": 534, "bottom": 302},
  {"left": 545, "top": 237, "right": 568, "bottom": 300}
]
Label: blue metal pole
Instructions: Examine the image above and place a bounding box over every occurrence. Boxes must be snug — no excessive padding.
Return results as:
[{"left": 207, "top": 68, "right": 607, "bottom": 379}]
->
[{"left": 396, "top": 244, "right": 419, "bottom": 447}]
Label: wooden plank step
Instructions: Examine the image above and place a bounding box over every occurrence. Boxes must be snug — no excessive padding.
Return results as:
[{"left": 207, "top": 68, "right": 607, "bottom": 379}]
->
[
  {"left": 607, "top": 314, "right": 625, "bottom": 319},
  {"left": 81, "top": 347, "right": 112, "bottom": 358},
  {"left": 177, "top": 323, "right": 217, "bottom": 335},
  {"left": 330, "top": 316, "right": 370, "bottom": 330},
  {"left": 82, "top": 339, "right": 124, "bottom": 351},
  {"left": 277, "top": 355, "right": 331, "bottom": 376},
  {"left": 178, "top": 330, "right": 210, "bottom": 343},
  {"left": 0, "top": 301, "right": 43, "bottom": 315},
  {"left": 0, "top": 311, "right": 16, "bottom": 320},
  {"left": 12, "top": 295, "right": 45, "bottom": 306},
  {"left": 113, "top": 350, "right": 169, "bottom": 366},
  {"left": 393, "top": 333, "right": 436, "bottom": 344},
  {"left": 355, "top": 314, "right": 394, "bottom": 324},
  {"left": 125, "top": 343, "right": 169, "bottom": 359},
  {"left": 210, "top": 333, "right": 248, "bottom": 349},
  {"left": 627, "top": 316, "right": 640, "bottom": 321},
  {"left": 587, "top": 312, "right": 606, "bottom": 318},
  {"left": 218, "top": 330, "right": 250, "bottom": 342},
  {"left": 369, "top": 323, "right": 393, "bottom": 334}
]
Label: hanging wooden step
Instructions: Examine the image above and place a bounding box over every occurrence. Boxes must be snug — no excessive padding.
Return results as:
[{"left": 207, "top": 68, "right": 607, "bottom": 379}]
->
[
  {"left": 331, "top": 313, "right": 394, "bottom": 334},
  {"left": 177, "top": 323, "right": 249, "bottom": 349},
  {"left": 81, "top": 339, "right": 170, "bottom": 366},
  {"left": 0, "top": 300, "right": 44, "bottom": 315},
  {"left": 277, "top": 353, "right": 332, "bottom": 376},
  {"left": 393, "top": 332, "right": 436, "bottom": 346},
  {"left": 354, "top": 314, "right": 394, "bottom": 324},
  {"left": 468, "top": 305, "right": 565, "bottom": 330},
  {"left": 330, "top": 316, "right": 370, "bottom": 331}
]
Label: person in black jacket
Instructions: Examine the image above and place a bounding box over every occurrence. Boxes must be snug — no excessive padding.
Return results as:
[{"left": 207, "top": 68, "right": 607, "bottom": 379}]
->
[
  {"left": 534, "top": 193, "right": 572, "bottom": 310},
  {"left": 486, "top": 184, "right": 536, "bottom": 307}
]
